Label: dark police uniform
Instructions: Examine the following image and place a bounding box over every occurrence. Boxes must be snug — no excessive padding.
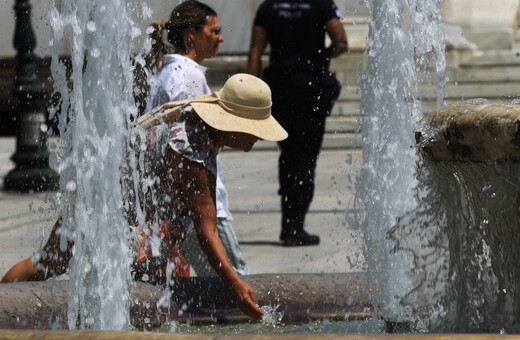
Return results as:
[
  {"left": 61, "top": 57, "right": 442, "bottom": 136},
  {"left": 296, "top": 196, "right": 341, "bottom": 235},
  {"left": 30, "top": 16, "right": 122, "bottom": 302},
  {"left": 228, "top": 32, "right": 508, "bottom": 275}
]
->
[{"left": 254, "top": 0, "right": 342, "bottom": 245}]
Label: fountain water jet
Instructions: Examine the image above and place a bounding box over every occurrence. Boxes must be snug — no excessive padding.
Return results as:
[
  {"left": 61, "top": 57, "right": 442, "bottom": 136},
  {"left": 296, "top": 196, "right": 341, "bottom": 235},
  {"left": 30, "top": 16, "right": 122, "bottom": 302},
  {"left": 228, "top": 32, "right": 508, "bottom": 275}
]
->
[
  {"left": 47, "top": 0, "right": 152, "bottom": 330},
  {"left": 356, "top": 0, "right": 445, "bottom": 325}
]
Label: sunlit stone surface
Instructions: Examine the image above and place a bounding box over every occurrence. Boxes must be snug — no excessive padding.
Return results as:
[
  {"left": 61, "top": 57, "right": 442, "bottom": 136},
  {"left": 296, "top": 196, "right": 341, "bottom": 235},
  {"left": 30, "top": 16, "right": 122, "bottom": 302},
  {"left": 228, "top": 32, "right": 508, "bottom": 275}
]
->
[
  {"left": 417, "top": 101, "right": 520, "bottom": 162},
  {"left": 398, "top": 101, "right": 520, "bottom": 332},
  {"left": 0, "top": 274, "right": 376, "bottom": 330}
]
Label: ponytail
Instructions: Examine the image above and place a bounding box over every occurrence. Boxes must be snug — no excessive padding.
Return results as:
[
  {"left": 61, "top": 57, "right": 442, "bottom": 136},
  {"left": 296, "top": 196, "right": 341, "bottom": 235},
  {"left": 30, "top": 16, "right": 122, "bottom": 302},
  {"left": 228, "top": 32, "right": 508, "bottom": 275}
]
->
[
  {"left": 149, "top": 19, "right": 167, "bottom": 70},
  {"left": 148, "top": 1, "right": 217, "bottom": 70}
]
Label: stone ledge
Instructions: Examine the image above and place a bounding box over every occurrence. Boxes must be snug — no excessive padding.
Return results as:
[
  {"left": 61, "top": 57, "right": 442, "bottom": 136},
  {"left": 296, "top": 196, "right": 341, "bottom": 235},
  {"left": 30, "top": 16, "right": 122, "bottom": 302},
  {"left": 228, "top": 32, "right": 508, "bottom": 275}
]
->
[
  {"left": 458, "top": 48, "right": 520, "bottom": 67},
  {"left": 448, "top": 65, "right": 520, "bottom": 83},
  {"left": 416, "top": 101, "right": 520, "bottom": 162},
  {"left": 420, "top": 82, "right": 520, "bottom": 100},
  {"left": 251, "top": 133, "right": 361, "bottom": 151},
  {"left": 0, "top": 273, "right": 376, "bottom": 330},
  {"left": 463, "top": 30, "right": 515, "bottom": 50},
  {"left": 335, "top": 81, "right": 520, "bottom": 103}
]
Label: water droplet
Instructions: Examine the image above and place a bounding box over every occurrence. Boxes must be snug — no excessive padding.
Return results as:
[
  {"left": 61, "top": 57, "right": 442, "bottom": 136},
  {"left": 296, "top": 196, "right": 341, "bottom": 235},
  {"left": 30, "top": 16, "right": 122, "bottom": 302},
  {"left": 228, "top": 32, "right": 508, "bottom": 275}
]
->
[
  {"left": 146, "top": 26, "right": 155, "bottom": 35},
  {"left": 260, "top": 304, "right": 283, "bottom": 325},
  {"left": 86, "top": 21, "right": 96, "bottom": 32},
  {"left": 90, "top": 48, "right": 100, "bottom": 58},
  {"left": 66, "top": 180, "right": 76, "bottom": 191}
]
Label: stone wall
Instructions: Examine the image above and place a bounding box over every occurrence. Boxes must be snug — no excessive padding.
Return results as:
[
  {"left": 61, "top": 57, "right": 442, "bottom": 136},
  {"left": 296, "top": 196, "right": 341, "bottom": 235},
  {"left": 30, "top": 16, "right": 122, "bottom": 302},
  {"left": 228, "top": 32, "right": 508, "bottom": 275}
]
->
[{"left": 0, "top": 0, "right": 366, "bottom": 57}]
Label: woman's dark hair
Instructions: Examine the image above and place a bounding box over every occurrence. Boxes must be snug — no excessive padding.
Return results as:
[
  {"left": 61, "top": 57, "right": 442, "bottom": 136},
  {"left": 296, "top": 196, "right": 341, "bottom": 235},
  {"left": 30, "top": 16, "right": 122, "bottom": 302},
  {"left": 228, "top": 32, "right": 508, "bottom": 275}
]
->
[{"left": 149, "top": 0, "right": 217, "bottom": 69}]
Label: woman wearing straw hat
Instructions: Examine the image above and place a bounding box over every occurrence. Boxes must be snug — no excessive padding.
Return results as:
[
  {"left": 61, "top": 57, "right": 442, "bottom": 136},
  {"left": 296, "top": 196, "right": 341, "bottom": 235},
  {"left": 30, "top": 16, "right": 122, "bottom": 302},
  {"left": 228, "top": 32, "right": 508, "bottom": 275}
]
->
[
  {"left": 145, "top": 0, "right": 251, "bottom": 279},
  {"left": 1, "top": 73, "right": 287, "bottom": 321}
]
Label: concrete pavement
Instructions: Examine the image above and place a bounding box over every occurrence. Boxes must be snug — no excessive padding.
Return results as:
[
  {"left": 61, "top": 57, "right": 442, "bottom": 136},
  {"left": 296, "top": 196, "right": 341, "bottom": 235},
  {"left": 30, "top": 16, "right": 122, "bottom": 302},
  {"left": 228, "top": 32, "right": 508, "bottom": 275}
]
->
[{"left": 0, "top": 137, "right": 365, "bottom": 278}]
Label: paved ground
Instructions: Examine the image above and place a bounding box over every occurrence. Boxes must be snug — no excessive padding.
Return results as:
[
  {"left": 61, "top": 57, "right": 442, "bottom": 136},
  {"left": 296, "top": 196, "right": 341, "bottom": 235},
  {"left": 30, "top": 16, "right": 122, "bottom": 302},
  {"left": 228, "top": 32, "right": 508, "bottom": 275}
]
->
[{"left": 0, "top": 137, "right": 365, "bottom": 278}]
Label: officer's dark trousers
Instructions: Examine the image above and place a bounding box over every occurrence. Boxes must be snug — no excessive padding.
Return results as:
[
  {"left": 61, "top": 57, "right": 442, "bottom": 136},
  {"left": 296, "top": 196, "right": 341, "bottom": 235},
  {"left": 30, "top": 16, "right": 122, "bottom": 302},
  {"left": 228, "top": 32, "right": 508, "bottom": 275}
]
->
[{"left": 270, "top": 85, "right": 333, "bottom": 238}]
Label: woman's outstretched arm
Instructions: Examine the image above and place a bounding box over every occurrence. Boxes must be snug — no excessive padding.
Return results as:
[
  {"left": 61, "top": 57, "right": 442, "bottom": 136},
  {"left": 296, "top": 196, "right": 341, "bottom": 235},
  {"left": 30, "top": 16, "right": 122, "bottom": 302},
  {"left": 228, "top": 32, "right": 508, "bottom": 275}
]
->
[{"left": 164, "top": 148, "right": 264, "bottom": 320}]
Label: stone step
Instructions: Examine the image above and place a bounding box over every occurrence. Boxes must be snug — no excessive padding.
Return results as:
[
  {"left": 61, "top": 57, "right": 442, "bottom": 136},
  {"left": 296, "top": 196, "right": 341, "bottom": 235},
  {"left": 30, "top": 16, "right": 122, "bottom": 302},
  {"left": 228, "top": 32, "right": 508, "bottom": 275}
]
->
[
  {"left": 341, "top": 16, "right": 370, "bottom": 51},
  {"left": 421, "top": 97, "right": 520, "bottom": 115},
  {"left": 457, "top": 48, "right": 520, "bottom": 67},
  {"left": 326, "top": 116, "right": 359, "bottom": 133},
  {"left": 446, "top": 65, "right": 520, "bottom": 83},
  {"left": 333, "top": 52, "right": 520, "bottom": 87},
  {"left": 215, "top": 46, "right": 520, "bottom": 152},
  {"left": 421, "top": 82, "right": 520, "bottom": 100},
  {"left": 515, "top": 27, "right": 520, "bottom": 42},
  {"left": 337, "top": 80, "right": 520, "bottom": 103},
  {"left": 331, "top": 96, "right": 520, "bottom": 124},
  {"left": 332, "top": 96, "right": 520, "bottom": 124},
  {"left": 330, "top": 101, "right": 361, "bottom": 117},
  {"left": 244, "top": 131, "right": 361, "bottom": 151},
  {"left": 244, "top": 116, "right": 359, "bottom": 151},
  {"left": 205, "top": 54, "right": 367, "bottom": 88}
]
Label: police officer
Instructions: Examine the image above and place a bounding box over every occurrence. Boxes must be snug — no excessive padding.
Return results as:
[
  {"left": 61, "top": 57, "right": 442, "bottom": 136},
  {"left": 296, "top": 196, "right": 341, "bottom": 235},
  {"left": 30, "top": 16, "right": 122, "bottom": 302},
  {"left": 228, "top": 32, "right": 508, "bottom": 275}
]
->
[{"left": 248, "top": 0, "right": 348, "bottom": 246}]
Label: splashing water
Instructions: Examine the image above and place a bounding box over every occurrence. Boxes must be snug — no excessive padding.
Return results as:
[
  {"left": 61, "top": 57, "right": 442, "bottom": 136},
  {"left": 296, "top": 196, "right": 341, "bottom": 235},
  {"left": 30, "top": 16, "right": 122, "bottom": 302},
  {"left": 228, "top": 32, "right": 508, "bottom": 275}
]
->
[
  {"left": 356, "top": 0, "right": 445, "bottom": 324},
  {"left": 261, "top": 304, "right": 284, "bottom": 326},
  {"left": 47, "top": 0, "right": 151, "bottom": 330},
  {"left": 41, "top": 0, "right": 448, "bottom": 332}
]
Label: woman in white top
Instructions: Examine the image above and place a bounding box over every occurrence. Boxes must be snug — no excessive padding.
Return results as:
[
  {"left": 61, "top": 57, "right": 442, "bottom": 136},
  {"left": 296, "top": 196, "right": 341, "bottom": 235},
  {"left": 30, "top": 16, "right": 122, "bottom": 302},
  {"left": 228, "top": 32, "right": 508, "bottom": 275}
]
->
[{"left": 146, "top": 0, "right": 250, "bottom": 277}]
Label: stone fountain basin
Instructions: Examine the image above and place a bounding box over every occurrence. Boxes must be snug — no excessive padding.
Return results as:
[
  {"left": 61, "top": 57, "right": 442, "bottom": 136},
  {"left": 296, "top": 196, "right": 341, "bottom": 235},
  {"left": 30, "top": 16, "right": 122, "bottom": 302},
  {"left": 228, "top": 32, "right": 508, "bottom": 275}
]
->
[
  {"left": 416, "top": 101, "right": 520, "bottom": 162},
  {"left": 413, "top": 100, "right": 520, "bottom": 331},
  {"left": 0, "top": 273, "right": 375, "bottom": 330}
]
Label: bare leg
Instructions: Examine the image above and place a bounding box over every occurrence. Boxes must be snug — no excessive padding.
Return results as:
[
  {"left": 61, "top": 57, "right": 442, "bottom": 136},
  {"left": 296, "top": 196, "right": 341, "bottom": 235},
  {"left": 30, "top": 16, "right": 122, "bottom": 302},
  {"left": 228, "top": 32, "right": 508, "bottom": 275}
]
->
[{"left": 1, "top": 217, "right": 73, "bottom": 283}]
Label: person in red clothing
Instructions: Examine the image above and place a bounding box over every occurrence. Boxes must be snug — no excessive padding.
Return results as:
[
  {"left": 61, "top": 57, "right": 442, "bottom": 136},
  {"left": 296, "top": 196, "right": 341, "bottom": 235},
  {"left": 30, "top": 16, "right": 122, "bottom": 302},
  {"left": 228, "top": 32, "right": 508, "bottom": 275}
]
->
[{"left": 132, "top": 221, "right": 191, "bottom": 279}]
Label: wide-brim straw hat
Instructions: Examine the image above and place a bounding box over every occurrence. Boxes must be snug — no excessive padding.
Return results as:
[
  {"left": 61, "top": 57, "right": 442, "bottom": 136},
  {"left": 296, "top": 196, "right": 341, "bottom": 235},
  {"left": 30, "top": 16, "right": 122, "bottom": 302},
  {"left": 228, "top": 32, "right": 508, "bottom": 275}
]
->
[
  {"left": 138, "top": 73, "right": 288, "bottom": 142},
  {"left": 191, "top": 74, "right": 287, "bottom": 141}
]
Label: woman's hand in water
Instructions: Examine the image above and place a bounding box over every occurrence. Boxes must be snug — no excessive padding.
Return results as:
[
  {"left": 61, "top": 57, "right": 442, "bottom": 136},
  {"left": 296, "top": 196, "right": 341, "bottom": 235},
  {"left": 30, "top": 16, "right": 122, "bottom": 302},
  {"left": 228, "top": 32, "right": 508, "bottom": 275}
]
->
[{"left": 232, "top": 279, "right": 264, "bottom": 321}]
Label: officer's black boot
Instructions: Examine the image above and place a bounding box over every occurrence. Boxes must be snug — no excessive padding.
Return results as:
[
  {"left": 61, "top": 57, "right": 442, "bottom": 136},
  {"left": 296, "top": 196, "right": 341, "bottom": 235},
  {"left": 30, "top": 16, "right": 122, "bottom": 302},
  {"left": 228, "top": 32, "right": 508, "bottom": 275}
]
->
[{"left": 280, "top": 204, "right": 319, "bottom": 246}]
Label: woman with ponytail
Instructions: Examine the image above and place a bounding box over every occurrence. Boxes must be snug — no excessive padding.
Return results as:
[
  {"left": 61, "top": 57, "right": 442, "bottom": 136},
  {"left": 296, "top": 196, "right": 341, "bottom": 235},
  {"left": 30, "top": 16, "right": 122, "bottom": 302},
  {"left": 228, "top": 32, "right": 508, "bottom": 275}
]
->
[{"left": 147, "top": 1, "right": 221, "bottom": 110}]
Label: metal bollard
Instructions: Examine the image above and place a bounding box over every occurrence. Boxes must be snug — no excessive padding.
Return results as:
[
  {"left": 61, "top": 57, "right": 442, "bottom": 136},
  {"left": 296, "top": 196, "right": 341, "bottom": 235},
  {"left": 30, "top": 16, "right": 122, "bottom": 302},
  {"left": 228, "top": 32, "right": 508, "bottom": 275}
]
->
[{"left": 4, "top": 0, "right": 59, "bottom": 192}]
